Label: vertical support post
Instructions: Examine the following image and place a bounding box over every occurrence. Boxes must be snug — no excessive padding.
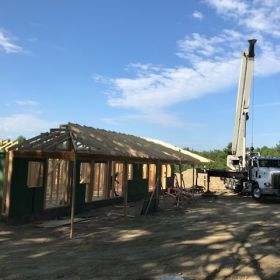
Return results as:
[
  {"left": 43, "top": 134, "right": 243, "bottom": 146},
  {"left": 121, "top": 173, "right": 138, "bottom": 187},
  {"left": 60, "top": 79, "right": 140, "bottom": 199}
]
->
[
  {"left": 207, "top": 173, "right": 210, "bottom": 193},
  {"left": 195, "top": 168, "right": 198, "bottom": 186},
  {"left": 2, "top": 151, "right": 13, "bottom": 216},
  {"left": 56, "top": 160, "right": 61, "bottom": 203},
  {"left": 192, "top": 165, "right": 195, "bottom": 187},
  {"left": 43, "top": 158, "right": 49, "bottom": 209},
  {"left": 177, "top": 163, "right": 183, "bottom": 207},
  {"left": 70, "top": 156, "right": 77, "bottom": 239},
  {"left": 88, "top": 160, "right": 95, "bottom": 202},
  {"left": 192, "top": 164, "right": 195, "bottom": 198},
  {"left": 179, "top": 163, "right": 183, "bottom": 189},
  {"left": 50, "top": 159, "right": 55, "bottom": 201},
  {"left": 123, "top": 162, "right": 128, "bottom": 218},
  {"left": 111, "top": 161, "right": 115, "bottom": 197},
  {"left": 156, "top": 162, "right": 161, "bottom": 202},
  {"left": 97, "top": 163, "right": 101, "bottom": 197},
  {"left": 105, "top": 161, "right": 112, "bottom": 199},
  {"left": 164, "top": 164, "right": 167, "bottom": 190}
]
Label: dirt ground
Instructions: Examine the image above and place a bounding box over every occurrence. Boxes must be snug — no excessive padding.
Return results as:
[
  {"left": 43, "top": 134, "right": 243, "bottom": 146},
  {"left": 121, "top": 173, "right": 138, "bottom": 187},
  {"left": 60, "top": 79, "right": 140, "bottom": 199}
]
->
[
  {"left": 180, "top": 169, "right": 225, "bottom": 191},
  {"left": 1, "top": 174, "right": 280, "bottom": 280}
]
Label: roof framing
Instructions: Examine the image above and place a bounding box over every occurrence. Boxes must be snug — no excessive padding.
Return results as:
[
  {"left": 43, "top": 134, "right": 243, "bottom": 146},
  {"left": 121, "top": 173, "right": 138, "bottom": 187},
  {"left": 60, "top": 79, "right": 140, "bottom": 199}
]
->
[{"left": 11, "top": 123, "right": 211, "bottom": 164}]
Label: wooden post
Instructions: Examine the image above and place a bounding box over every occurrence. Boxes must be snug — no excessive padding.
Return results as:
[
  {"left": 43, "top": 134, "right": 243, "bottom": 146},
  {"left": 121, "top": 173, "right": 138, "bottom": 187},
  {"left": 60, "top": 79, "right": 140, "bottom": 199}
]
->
[
  {"left": 123, "top": 162, "right": 128, "bottom": 218},
  {"left": 195, "top": 168, "right": 198, "bottom": 186},
  {"left": 2, "top": 151, "right": 13, "bottom": 216},
  {"left": 88, "top": 160, "right": 95, "bottom": 202},
  {"left": 50, "top": 159, "right": 55, "bottom": 201},
  {"left": 156, "top": 162, "right": 161, "bottom": 202},
  {"left": 105, "top": 161, "right": 112, "bottom": 199},
  {"left": 111, "top": 161, "right": 115, "bottom": 197},
  {"left": 179, "top": 163, "right": 183, "bottom": 188},
  {"left": 70, "top": 157, "right": 77, "bottom": 239},
  {"left": 207, "top": 173, "right": 210, "bottom": 193},
  {"left": 192, "top": 164, "right": 195, "bottom": 198},
  {"left": 97, "top": 163, "right": 101, "bottom": 197},
  {"left": 43, "top": 159, "right": 49, "bottom": 209},
  {"left": 56, "top": 160, "right": 61, "bottom": 203},
  {"left": 177, "top": 163, "right": 183, "bottom": 207}
]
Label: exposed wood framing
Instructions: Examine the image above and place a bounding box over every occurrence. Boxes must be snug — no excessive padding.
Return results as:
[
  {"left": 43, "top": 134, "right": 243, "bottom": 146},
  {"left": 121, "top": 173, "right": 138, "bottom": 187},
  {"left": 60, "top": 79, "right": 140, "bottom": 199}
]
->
[
  {"left": 70, "top": 157, "right": 77, "bottom": 239},
  {"left": 0, "top": 140, "right": 18, "bottom": 151},
  {"left": 9, "top": 123, "right": 210, "bottom": 165},
  {"left": 1, "top": 152, "right": 14, "bottom": 216},
  {"left": 12, "top": 151, "right": 75, "bottom": 160},
  {"left": 123, "top": 162, "right": 128, "bottom": 218},
  {"left": 105, "top": 161, "right": 112, "bottom": 199}
]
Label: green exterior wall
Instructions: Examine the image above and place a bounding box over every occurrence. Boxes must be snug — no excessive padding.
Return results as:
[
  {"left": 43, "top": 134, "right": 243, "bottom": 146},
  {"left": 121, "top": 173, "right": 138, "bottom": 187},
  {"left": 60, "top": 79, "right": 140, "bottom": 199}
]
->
[
  {"left": 128, "top": 164, "right": 149, "bottom": 198},
  {"left": 9, "top": 158, "right": 45, "bottom": 217},
  {"left": 6, "top": 158, "right": 175, "bottom": 219},
  {"left": 7, "top": 158, "right": 84, "bottom": 218}
]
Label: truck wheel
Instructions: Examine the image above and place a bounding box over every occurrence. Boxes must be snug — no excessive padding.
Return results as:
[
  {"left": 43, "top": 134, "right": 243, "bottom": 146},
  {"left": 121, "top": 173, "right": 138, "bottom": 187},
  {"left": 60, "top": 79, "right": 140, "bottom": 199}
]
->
[{"left": 252, "top": 186, "right": 262, "bottom": 201}]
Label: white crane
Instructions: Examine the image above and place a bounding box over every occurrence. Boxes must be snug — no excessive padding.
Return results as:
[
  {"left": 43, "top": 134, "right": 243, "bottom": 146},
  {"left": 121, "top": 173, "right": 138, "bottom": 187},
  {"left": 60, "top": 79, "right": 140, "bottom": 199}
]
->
[
  {"left": 224, "top": 39, "right": 280, "bottom": 200},
  {"left": 227, "top": 39, "right": 257, "bottom": 171}
]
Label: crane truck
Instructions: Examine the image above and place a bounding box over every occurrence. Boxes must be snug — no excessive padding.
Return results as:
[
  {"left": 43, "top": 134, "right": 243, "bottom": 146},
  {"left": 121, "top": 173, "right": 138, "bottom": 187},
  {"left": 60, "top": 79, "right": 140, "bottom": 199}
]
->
[{"left": 224, "top": 39, "right": 280, "bottom": 200}]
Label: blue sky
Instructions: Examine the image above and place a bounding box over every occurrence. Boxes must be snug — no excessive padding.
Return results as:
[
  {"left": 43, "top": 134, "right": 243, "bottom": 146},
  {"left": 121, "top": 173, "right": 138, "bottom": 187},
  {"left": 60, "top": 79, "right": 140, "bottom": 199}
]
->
[{"left": 1, "top": 0, "right": 280, "bottom": 151}]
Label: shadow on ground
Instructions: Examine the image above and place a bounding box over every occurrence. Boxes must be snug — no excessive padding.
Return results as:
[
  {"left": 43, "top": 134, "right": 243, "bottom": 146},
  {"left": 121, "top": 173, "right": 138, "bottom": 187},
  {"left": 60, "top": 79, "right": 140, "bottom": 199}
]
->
[{"left": 1, "top": 193, "right": 280, "bottom": 279}]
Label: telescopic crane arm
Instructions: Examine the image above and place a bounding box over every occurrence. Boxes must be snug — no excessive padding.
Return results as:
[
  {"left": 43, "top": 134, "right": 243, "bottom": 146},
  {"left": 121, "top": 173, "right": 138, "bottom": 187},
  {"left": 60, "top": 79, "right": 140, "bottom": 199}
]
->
[{"left": 228, "top": 39, "right": 257, "bottom": 170}]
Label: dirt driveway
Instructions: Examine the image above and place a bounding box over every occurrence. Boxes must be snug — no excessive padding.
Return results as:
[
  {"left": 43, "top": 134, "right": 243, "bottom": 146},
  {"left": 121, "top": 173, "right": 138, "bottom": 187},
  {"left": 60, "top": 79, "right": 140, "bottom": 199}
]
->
[{"left": 1, "top": 191, "right": 280, "bottom": 280}]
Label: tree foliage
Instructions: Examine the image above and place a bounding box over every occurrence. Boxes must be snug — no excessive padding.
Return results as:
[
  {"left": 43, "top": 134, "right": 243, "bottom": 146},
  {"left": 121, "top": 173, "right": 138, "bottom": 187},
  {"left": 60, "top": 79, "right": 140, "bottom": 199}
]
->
[{"left": 16, "top": 136, "right": 26, "bottom": 145}]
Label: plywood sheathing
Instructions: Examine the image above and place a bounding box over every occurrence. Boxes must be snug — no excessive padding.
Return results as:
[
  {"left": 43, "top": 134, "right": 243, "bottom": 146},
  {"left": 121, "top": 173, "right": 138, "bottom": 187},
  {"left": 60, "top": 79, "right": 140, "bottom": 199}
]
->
[{"left": 11, "top": 123, "right": 211, "bottom": 164}]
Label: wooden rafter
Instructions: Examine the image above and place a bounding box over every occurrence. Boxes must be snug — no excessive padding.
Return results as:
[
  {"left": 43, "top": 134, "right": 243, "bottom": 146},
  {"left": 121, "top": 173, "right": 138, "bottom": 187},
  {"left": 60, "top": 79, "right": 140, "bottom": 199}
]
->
[{"left": 11, "top": 122, "right": 210, "bottom": 164}]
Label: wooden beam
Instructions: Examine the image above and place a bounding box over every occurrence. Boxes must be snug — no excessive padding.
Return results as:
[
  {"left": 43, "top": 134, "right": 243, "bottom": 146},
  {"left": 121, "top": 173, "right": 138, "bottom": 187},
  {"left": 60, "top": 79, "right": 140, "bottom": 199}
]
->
[
  {"left": 111, "top": 161, "right": 115, "bottom": 198},
  {"left": 75, "top": 152, "right": 187, "bottom": 165},
  {"left": 105, "top": 161, "right": 111, "bottom": 199},
  {"left": 12, "top": 150, "right": 75, "bottom": 160},
  {"left": 41, "top": 133, "right": 71, "bottom": 150},
  {"left": 70, "top": 157, "right": 77, "bottom": 239},
  {"left": 21, "top": 132, "right": 62, "bottom": 149},
  {"left": 1, "top": 151, "right": 13, "bottom": 216},
  {"left": 123, "top": 162, "right": 128, "bottom": 218},
  {"left": 87, "top": 160, "right": 95, "bottom": 202}
]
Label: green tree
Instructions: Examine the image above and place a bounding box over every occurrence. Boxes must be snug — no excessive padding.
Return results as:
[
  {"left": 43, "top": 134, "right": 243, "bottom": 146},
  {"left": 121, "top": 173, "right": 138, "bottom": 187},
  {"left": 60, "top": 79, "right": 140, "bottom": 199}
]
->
[{"left": 16, "top": 136, "right": 26, "bottom": 145}]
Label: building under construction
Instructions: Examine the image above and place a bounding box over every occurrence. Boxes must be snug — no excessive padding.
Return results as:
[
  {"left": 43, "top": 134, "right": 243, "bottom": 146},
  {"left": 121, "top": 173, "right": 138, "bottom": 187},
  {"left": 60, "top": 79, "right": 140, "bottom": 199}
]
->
[{"left": 1, "top": 123, "right": 210, "bottom": 221}]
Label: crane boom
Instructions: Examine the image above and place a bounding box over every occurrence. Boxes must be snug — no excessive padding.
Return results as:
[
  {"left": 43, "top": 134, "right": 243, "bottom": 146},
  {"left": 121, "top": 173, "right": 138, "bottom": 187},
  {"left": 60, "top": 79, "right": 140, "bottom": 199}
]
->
[
  {"left": 228, "top": 39, "right": 256, "bottom": 170},
  {"left": 207, "top": 39, "right": 280, "bottom": 200}
]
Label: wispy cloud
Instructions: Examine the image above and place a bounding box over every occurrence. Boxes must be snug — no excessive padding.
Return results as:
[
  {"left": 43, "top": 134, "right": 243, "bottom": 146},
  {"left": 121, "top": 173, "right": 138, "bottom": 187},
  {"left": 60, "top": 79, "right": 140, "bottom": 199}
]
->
[
  {"left": 254, "top": 102, "right": 280, "bottom": 108},
  {"left": 16, "top": 100, "right": 38, "bottom": 106},
  {"left": 0, "top": 114, "right": 59, "bottom": 139},
  {"left": 0, "top": 29, "right": 23, "bottom": 54},
  {"left": 107, "top": 58, "right": 240, "bottom": 110},
  {"left": 192, "top": 11, "right": 204, "bottom": 20},
  {"left": 94, "top": 0, "right": 280, "bottom": 127},
  {"left": 205, "top": 0, "right": 247, "bottom": 16},
  {"left": 102, "top": 30, "right": 280, "bottom": 113},
  {"left": 177, "top": 29, "right": 243, "bottom": 61},
  {"left": 205, "top": 0, "right": 280, "bottom": 37},
  {"left": 101, "top": 111, "right": 204, "bottom": 128}
]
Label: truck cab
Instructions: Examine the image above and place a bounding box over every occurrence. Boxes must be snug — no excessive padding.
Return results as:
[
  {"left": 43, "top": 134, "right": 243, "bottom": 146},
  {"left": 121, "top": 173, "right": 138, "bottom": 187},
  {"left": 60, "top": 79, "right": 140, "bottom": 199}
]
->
[{"left": 248, "top": 157, "right": 280, "bottom": 199}]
